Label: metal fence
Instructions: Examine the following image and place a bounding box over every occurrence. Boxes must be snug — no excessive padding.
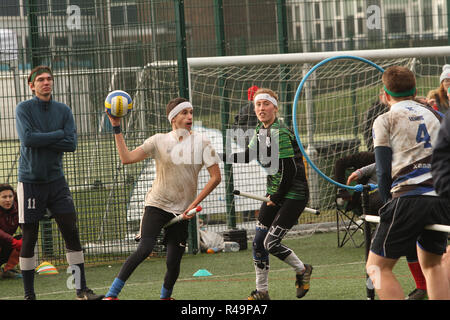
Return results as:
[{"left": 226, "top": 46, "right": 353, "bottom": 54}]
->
[{"left": 1, "top": 0, "right": 450, "bottom": 266}]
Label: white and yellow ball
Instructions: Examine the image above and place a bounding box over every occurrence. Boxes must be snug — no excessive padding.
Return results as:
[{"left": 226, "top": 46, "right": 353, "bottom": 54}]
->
[{"left": 105, "top": 90, "right": 133, "bottom": 118}]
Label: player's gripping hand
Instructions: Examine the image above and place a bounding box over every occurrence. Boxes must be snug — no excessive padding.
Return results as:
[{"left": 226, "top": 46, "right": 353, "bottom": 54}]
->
[
  {"left": 346, "top": 169, "right": 361, "bottom": 185},
  {"left": 267, "top": 193, "right": 281, "bottom": 207},
  {"left": 105, "top": 109, "right": 121, "bottom": 126},
  {"left": 181, "top": 206, "right": 201, "bottom": 220}
]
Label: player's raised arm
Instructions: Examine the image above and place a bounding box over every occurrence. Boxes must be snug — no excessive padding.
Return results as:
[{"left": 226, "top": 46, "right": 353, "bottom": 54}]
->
[
  {"left": 104, "top": 97, "right": 222, "bottom": 301},
  {"left": 105, "top": 112, "right": 148, "bottom": 165}
]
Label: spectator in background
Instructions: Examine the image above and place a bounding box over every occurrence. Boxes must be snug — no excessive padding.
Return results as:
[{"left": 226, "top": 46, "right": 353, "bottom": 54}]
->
[
  {"left": 232, "top": 85, "right": 260, "bottom": 221},
  {"left": 334, "top": 152, "right": 381, "bottom": 215},
  {"left": 362, "top": 89, "right": 388, "bottom": 152},
  {"left": 431, "top": 86, "right": 450, "bottom": 289},
  {"left": 0, "top": 184, "right": 22, "bottom": 279},
  {"left": 233, "top": 85, "right": 259, "bottom": 147},
  {"left": 426, "top": 64, "right": 450, "bottom": 114}
]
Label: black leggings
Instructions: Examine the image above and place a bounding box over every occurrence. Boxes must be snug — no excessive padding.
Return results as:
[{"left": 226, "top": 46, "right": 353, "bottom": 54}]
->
[
  {"left": 117, "top": 206, "right": 188, "bottom": 290},
  {"left": 20, "top": 212, "right": 82, "bottom": 258},
  {"left": 255, "top": 197, "right": 308, "bottom": 261}
]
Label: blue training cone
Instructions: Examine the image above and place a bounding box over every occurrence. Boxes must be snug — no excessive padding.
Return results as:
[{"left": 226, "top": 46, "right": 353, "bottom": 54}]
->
[{"left": 193, "top": 269, "right": 212, "bottom": 277}]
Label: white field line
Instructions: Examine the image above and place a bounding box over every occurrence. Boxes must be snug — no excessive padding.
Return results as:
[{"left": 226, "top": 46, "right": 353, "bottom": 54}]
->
[{"left": 0, "top": 261, "right": 366, "bottom": 300}]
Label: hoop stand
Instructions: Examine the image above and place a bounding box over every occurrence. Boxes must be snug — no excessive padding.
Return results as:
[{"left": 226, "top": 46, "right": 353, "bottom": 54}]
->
[
  {"left": 290, "top": 55, "right": 384, "bottom": 301},
  {"left": 361, "top": 185, "right": 375, "bottom": 300}
]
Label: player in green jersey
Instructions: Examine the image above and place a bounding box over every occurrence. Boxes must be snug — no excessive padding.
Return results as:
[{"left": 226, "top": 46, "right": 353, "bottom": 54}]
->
[{"left": 225, "top": 88, "right": 312, "bottom": 300}]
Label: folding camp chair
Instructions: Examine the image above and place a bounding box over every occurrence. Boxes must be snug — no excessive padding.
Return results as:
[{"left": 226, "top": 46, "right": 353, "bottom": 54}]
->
[{"left": 336, "top": 187, "right": 365, "bottom": 248}]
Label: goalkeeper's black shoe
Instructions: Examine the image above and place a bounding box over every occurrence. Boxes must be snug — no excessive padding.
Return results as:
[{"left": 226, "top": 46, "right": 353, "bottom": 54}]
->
[
  {"left": 247, "top": 290, "right": 270, "bottom": 300},
  {"left": 76, "top": 288, "right": 105, "bottom": 300},
  {"left": 296, "top": 264, "right": 313, "bottom": 299}
]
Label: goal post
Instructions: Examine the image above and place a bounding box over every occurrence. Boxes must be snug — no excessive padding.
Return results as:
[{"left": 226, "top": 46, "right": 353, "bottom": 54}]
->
[
  {"left": 187, "top": 46, "right": 450, "bottom": 229},
  {"left": 188, "top": 46, "right": 450, "bottom": 67}
]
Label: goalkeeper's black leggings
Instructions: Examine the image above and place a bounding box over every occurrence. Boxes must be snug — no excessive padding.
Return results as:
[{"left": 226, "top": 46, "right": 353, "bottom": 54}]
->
[
  {"left": 254, "top": 195, "right": 309, "bottom": 262},
  {"left": 117, "top": 206, "right": 188, "bottom": 290}
]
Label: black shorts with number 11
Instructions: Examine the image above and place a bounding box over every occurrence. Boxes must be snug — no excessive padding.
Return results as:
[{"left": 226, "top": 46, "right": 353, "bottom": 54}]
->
[{"left": 17, "top": 177, "right": 76, "bottom": 224}]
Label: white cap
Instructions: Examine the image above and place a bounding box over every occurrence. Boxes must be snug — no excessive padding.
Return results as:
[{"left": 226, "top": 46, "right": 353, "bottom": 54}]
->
[{"left": 440, "top": 64, "right": 450, "bottom": 83}]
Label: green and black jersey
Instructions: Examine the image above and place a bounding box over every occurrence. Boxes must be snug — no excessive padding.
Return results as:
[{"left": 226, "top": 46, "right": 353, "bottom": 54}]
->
[{"left": 248, "top": 118, "right": 308, "bottom": 201}]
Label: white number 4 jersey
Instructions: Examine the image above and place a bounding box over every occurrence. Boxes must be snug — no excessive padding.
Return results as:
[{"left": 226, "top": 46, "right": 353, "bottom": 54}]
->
[{"left": 373, "top": 100, "right": 441, "bottom": 197}]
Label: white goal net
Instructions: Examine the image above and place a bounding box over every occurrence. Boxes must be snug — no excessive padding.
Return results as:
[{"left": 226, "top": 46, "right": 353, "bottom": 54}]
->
[{"left": 186, "top": 46, "right": 450, "bottom": 231}]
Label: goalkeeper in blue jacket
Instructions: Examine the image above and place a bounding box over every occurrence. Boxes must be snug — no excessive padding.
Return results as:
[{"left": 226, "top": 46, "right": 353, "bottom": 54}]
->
[{"left": 15, "top": 66, "right": 103, "bottom": 300}]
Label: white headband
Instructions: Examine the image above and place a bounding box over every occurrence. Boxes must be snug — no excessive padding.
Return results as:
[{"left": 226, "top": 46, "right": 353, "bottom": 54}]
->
[
  {"left": 254, "top": 93, "right": 278, "bottom": 106},
  {"left": 168, "top": 101, "right": 193, "bottom": 123}
]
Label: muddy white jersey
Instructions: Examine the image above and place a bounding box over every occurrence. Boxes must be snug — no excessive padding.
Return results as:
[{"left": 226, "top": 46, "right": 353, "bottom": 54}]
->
[
  {"left": 372, "top": 100, "right": 441, "bottom": 197},
  {"left": 139, "top": 129, "right": 220, "bottom": 215}
]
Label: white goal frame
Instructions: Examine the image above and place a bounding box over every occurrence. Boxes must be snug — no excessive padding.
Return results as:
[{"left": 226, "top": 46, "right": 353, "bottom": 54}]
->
[
  {"left": 187, "top": 46, "right": 450, "bottom": 212},
  {"left": 188, "top": 46, "right": 450, "bottom": 68}
]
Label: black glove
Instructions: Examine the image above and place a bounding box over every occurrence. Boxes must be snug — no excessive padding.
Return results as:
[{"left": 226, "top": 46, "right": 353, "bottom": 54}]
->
[{"left": 268, "top": 193, "right": 283, "bottom": 206}]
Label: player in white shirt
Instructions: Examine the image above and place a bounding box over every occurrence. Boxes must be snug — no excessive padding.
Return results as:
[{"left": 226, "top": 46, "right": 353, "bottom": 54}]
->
[
  {"left": 374, "top": 98, "right": 441, "bottom": 199},
  {"left": 366, "top": 66, "right": 449, "bottom": 300},
  {"left": 103, "top": 97, "right": 221, "bottom": 300}
]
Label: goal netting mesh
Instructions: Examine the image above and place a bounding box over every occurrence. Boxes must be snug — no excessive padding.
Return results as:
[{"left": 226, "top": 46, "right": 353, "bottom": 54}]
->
[{"left": 185, "top": 48, "right": 450, "bottom": 234}]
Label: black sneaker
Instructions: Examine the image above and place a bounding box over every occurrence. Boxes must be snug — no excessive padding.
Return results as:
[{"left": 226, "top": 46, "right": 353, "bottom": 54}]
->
[
  {"left": 296, "top": 264, "right": 313, "bottom": 298},
  {"left": 405, "top": 288, "right": 427, "bottom": 300},
  {"left": 24, "top": 293, "right": 36, "bottom": 300},
  {"left": 247, "top": 290, "right": 270, "bottom": 300},
  {"left": 76, "top": 288, "right": 105, "bottom": 300}
]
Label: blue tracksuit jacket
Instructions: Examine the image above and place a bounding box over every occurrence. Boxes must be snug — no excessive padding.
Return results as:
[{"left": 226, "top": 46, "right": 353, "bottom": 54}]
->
[{"left": 15, "top": 96, "right": 77, "bottom": 183}]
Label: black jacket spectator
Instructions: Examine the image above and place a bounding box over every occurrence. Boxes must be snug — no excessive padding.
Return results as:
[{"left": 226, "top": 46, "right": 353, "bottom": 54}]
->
[{"left": 432, "top": 111, "right": 450, "bottom": 198}]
